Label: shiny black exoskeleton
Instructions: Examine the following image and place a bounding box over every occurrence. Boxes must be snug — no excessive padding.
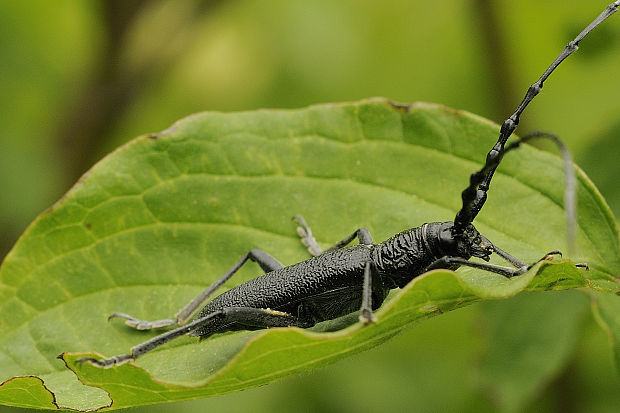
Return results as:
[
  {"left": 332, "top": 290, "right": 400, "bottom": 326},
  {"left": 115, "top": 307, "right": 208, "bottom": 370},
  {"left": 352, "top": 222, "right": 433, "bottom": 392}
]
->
[{"left": 190, "top": 222, "right": 493, "bottom": 337}]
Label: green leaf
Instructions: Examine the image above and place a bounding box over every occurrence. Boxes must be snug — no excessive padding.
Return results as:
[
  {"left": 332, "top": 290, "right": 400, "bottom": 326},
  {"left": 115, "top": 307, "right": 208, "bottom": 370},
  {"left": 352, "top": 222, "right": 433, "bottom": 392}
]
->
[
  {"left": 0, "top": 376, "right": 58, "bottom": 410},
  {"left": 0, "top": 99, "right": 618, "bottom": 410},
  {"left": 591, "top": 290, "right": 620, "bottom": 372},
  {"left": 477, "top": 290, "right": 591, "bottom": 412}
]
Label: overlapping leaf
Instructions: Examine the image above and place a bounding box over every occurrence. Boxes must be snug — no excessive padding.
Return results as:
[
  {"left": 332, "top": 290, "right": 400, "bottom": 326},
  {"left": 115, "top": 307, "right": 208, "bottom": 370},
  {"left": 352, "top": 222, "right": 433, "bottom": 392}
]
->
[{"left": 1, "top": 99, "right": 618, "bottom": 410}]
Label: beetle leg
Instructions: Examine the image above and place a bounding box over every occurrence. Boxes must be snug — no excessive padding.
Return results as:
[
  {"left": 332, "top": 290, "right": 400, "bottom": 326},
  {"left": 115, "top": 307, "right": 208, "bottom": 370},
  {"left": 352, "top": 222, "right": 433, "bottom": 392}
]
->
[
  {"left": 428, "top": 256, "right": 523, "bottom": 278},
  {"left": 488, "top": 244, "right": 528, "bottom": 268},
  {"left": 427, "top": 250, "right": 565, "bottom": 279},
  {"left": 295, "top": 215, "right": 374, "bottom": 257},
  {"left": 108, "top": 249, "right": 285, "bottom": 330},
  {"left": 359, "top": 261, "right": 378, "bottom": 325},
  {"left": 78, "top": 307, "right": 313, "bottom": 368},
  {"left": 294, "top": 215, "right": 323, "bottom": 256}
]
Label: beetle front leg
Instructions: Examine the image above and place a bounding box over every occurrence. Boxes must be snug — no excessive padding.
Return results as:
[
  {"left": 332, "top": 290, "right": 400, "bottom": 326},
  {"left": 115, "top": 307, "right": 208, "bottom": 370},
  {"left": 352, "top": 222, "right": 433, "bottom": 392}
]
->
[
  {"left": 427, "top": 250, "right": 564, "bottom": 278},
  {"left": 427, "top": 256, "right": 523, "bottom": 278}
]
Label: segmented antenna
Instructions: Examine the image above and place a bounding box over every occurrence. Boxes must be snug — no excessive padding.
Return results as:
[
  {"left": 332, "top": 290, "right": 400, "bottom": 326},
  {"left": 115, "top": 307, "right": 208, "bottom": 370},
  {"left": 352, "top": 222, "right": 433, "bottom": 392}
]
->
[{"left": 454, "top": 1, "right": 619, "bottom": 232}]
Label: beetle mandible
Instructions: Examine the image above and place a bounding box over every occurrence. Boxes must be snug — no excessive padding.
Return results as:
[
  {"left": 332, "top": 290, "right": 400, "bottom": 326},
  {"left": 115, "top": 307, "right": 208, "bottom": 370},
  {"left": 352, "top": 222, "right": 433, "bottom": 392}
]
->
[{"left": 79, "top": 1, "right": 618, "bottom": 368}]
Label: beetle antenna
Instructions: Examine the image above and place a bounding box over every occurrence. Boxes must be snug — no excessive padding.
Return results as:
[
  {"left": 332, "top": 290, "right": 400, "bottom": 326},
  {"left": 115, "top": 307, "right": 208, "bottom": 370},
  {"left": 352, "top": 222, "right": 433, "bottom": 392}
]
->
[
  {"left": 454, "top": 1, "right": 619, "bottom": 232},
  {"left": 502, "top": 132, "right": 577, "bottom": 255}
]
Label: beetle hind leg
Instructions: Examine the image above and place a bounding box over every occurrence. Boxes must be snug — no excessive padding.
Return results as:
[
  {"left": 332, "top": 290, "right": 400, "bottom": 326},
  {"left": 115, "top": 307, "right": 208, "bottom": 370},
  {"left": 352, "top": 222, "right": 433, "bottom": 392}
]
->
[
  {"left": 108, "top": 249, "right": 285, "bottom": 331},
  {"left": 78, "top": 307, "right": 313, "bottom": 368}
]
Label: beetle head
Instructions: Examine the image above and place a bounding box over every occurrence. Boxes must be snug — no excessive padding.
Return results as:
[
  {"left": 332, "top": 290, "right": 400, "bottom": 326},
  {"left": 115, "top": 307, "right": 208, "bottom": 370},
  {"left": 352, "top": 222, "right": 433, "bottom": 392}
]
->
[{"left": 438, "top": 222, "right": 493, "bottom": 261}]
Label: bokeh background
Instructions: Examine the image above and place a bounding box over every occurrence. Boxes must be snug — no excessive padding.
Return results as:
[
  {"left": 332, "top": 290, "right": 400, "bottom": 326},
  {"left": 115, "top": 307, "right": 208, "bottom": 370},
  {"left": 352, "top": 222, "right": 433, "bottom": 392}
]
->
[{"left": 2, "top": 1, "right": 619, "bottom": 412}]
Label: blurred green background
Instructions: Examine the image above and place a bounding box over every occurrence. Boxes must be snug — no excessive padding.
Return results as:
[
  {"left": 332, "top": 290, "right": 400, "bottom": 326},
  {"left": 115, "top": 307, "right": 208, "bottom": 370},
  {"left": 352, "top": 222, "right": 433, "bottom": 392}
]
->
[{"left": 1, "top": 0, "right": 619, "bottom": 412}]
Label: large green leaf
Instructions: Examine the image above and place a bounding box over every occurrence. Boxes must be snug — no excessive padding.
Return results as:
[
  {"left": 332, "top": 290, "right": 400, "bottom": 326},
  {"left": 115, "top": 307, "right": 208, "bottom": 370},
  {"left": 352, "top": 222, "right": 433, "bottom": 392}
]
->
[
  {"left": 591, "top": 290, "right": 620, "bottom": 370},
  {"left": 0, "top": 99, "right": 618, "bottom": 410},
  {"left": 477, "top": 290, "right": 591, "bottom": 413}
]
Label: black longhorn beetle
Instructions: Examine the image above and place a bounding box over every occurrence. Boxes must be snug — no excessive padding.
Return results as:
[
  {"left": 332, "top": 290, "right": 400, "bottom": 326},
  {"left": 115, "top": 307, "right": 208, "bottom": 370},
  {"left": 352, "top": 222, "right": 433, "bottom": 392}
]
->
[{"left": 79, "top": 2, "right": 618, "bottom": 368}]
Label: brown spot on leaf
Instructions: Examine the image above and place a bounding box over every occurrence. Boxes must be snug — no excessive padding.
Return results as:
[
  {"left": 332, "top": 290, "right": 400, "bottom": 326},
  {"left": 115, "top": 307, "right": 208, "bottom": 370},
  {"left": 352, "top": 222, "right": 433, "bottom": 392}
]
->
[{"left": 388, "top": 100, "right": 411, "bottom": 113}]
